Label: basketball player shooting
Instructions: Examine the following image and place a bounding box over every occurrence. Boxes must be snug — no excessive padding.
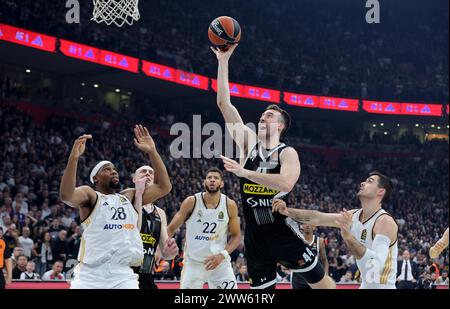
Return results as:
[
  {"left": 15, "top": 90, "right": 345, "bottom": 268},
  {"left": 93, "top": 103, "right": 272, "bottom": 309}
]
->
[
  {"left": 167, "top": 168, "right": 241, "bottom": 289},
  {"left": 59, "top": 125, "right": 172, "bottom": 289},
  {"left": 211, "top": 45, "right": 335, "bottom": 289},
  {"left": 273, "top": 172, "right": 398, "bottom": 289}
]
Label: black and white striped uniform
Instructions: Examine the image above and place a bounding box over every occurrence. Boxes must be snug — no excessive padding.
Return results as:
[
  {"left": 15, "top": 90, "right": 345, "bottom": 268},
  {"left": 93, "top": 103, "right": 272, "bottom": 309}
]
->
[{"left": 239, "top": 142, "right": 325, "bottom": 289}]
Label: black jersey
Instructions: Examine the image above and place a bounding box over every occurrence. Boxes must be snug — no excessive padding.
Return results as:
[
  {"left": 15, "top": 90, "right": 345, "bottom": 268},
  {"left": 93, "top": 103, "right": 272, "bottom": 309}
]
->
[
  {"left": 239, "top": 142, "right": 291, "bottom": 226},
  {"left": 138, "top": 205, "right": 161, "bottom": 274}
]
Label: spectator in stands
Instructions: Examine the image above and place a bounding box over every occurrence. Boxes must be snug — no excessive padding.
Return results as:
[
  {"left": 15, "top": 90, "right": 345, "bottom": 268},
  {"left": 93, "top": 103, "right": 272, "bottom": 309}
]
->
[
  {"left": 397, "top": 250, "right": 419, "bottom": 289},
  {"left": 12, "top": 193, "right": 28, "bottom": 215},
  {"left": 235, "top": 264, "right": 249, "bottom": 282},
  {"left": 12, "top": 254, "right": 27, "bottom": 279},
  {"left": 18, "top": 226, "right": 33, "bottom": 258},
  {"left": 19, "top": 260, "right": 39, "bottom": 280},
  {"left": 11, "top": 246, "right": 23, "bottom": 268},
  {"left": 67, "top": 225, "right": 82, "bottom": 260},
  {"left": 154, "top": 260, "right": 175, "bottom": 280},
  {"left": 51, "top": 230, "right": 69, "bottom": 263},
  {"left": 339, "top": 270, "right": 356, "bottom": 284},
  {"left": 32, "top": 231, "right": 53, "bottom": 276},
  {"left": 41, "top": 260, "right": 65, "bottom": 281},
  {"left": 60, "top": 209, "right": 74, "bottom": 228},
  {"left": 0, "top": 214, "right": 11, "bottom": 231},
  {"left": 329, "top": 249, "right": 346, "bottom": 282},
  {"left": 417, "top": 271, "right": 436, "bottom": 289},
  {"left": 436, "top": 271, "right": 449, "bottom": 285},
  {"left": 47, "top": 218, "right": 64, "bottom": 238}
]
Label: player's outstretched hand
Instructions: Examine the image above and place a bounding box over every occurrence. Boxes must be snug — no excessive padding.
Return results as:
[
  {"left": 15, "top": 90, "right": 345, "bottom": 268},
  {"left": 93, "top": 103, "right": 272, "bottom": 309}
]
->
[
  {"left": 221, "top": 155, "right": 245, "bottom": 177},
  {"left": 69, "top": 134, "right": 92, "bottom": 160},
  {"left": 272, "top": 198, "right": 289, "bottom": 216},
  {"left": 335, "top": 209, "right": 353, "bottom": 236},
  {"left": 210, "top": 44, "right": 238, "bottom": 62},
  {"left": 134, "top": 124, "right": 156, "bottom": 154}
]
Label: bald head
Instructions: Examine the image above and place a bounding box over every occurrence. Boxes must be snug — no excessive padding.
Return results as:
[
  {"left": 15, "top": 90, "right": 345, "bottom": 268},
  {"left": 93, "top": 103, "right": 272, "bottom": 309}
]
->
[{"left": 133, "top": 165, "right": 154, "bottom": 187}]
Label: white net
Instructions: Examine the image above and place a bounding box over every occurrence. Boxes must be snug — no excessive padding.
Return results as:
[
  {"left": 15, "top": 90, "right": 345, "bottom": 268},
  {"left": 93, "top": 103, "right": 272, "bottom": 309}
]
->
[{"left": 92, "top": 0, "right": 140, "bottom": 27}]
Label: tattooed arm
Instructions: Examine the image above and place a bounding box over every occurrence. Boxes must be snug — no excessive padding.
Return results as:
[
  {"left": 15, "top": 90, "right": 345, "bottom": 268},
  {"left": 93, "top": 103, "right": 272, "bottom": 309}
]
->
[{"left": 272, "top": 199, "right": 347, "bottom": 228}]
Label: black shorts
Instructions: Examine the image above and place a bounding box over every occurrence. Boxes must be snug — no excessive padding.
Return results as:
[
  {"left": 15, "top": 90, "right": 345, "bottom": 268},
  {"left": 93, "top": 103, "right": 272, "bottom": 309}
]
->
[
  {"left": 132, "top": 267, "right": 158, "bottom": 289},
  {"left": 291, "top": 272, "right": 311, "bottom": 289},
  {"left": 244, "top": 222, "right": 325, "bottom": 289}
]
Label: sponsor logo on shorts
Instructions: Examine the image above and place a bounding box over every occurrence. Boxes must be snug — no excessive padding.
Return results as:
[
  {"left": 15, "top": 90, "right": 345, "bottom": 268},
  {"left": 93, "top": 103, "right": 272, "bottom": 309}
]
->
[
  {"left": 103, "top": 223, "right": 135, "bottom": 230},
  {"left": 141, "top": 233, "right": 157, "bottom": 245},
  {"left": 243, "top": 183, "right": 279, "bottom": 195}
]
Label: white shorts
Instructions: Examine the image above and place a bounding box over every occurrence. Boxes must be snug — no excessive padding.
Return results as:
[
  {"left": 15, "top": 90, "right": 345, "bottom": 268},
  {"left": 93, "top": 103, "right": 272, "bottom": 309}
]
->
[
  {"left": 180, "top": 260, "right": 237, "bottom": 289},
  {"left": 70, "top": 262, "right": 139, "bottom": 289}
]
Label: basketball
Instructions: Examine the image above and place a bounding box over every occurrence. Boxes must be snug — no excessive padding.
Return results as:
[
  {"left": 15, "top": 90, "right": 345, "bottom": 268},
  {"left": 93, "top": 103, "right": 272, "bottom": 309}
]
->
[{"left": 208, "top": 16, "right": 242, "bottom": 51}]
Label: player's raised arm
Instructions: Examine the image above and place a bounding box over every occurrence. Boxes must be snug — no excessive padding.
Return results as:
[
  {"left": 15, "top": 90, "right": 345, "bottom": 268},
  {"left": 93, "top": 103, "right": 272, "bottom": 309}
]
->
[
  {"left": 133, "top": 178, "right": 146, "bottom": 231},
  {"left": 59, "top": 134, "right": 96, "bottom": 208},
  {"left": 123, "top": 125, "right": 172, "bottom": 205},
  {"left": 272, "top": 198, "right": 345, "bottom": 228},
  {"left": 221, "top": 146, "right": 300, "bottom": 192},
  {"left": 224, "top": 199, "right": 241, "bottom": 256},
  {"left": 156, "top": 207, "right": 179, "bottom": 260},
  {"left": 167, "top": 196, "right": 196, "bottom": 238},
  {"left": 211, "top": 45, "right": 257, "bottom": 156}
]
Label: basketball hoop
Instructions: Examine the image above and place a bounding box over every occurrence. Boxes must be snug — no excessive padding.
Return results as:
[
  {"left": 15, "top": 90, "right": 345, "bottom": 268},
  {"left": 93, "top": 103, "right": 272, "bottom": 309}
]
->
[{"left": 92, "top": 0, "right": 140, "bottom": 27}]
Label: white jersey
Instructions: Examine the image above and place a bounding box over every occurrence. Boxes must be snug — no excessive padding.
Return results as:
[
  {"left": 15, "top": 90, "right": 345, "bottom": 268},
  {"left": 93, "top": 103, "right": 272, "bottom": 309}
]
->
[
  {"left": 78, "top": 191, "right": 143, "bottom": 267},
  {"left": 184, "top": 193, "right": 230, "bottom": 263},
  {"left": 350, "top": 208, "right": 398, "bottom": 289}
]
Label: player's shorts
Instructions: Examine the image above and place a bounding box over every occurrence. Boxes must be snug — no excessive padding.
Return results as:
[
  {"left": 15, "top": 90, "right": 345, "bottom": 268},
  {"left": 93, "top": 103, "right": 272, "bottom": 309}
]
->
[
  {"left": 70, "top": 262, "right": 139, "bottom": 289},
  {"left": 244, "top": 221, "right": 325, "bottom": 289},
  {"left": 180, "top": 259, "right": 237, "bottom": 289},
  {"left": 291, "top": 272, "right": 311, "bottom": 289}
]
